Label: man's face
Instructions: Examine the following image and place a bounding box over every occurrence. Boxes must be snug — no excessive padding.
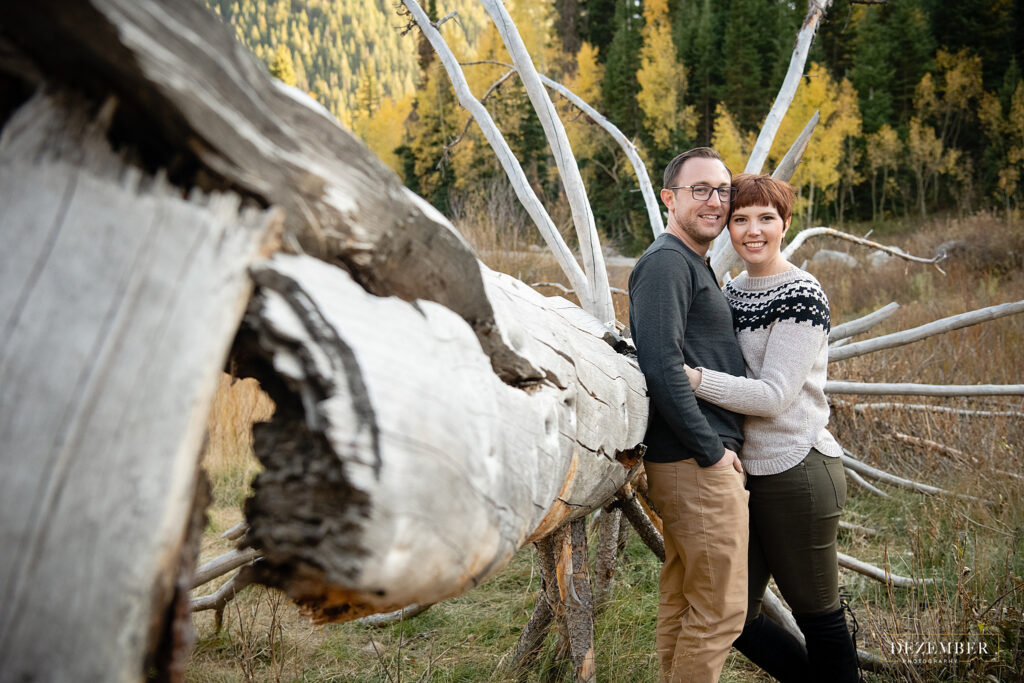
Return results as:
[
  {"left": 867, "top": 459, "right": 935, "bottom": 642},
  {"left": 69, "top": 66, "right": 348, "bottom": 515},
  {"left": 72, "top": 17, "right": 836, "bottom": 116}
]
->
[{"left": 660, "top": 157, "right": 731, "bottom": 255}]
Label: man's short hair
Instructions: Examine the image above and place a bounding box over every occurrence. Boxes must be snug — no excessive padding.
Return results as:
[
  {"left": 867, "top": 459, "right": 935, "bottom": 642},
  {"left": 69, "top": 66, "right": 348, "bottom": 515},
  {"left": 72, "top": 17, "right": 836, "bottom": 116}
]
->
[
  {"left": 731, "top": 174, "right": 796, "bottom": 223},
  {"left": 663, "top": 147, "right": 731, "bottom": 188}
]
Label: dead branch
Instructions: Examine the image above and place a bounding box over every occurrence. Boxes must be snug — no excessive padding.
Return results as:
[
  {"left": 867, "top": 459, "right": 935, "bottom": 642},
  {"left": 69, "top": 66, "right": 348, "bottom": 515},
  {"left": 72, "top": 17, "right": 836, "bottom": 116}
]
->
[
  {"left": 509, "top": 533, "right": 560, "bottom": 675},
  {"left": 839, "top": 520, "right": 880, "bottom": 537},
  {"left": 615, "top": 491, "right": 665, "bottom": 562},
  {"left": 462, "top": 58, "right": 664, "bottom": 237},
  {"left": 784, "top": 227, "right": 946, "bottom": 272},
  {"left": 220, "top": 522, "right": 248, "bottom": 541},
  {"left": 888, "top": 431, "right": 971, "bottom": 464},
  {"left": 826, "top": 381, "right": 1024, "bottom": 396},
  {"left": 441, "top": 68, "right": 515, "bottom": 161},
  {"left": 831, "top": 397, "right": 1024, "bottom": 418},
  {"left": 594, "top": 507, "right": 622, "bottom": 605},
  {"left": 745, "top": 1, "right": 833, "bottom": 175},
  {"left": 400, "top": 0, "right": 592, "bottom": 309},
  {"left": 771, "top": 111, "right": 820, "bottom": 184},
  {"left": 829, "top": 302, "right": 900, "bottom": 344},
  {"left": 845, "top": 466, "right": 891, "bottom": 498},
  {"left": 190, "top": 564, "right": 259, "bottom": 615},
  {"left": 355, "top": 603, "right": 433, "bottom": 627},
  {"left": 841, "top": 450, "right": 990, "bottom": 504},
  {"left": 479, "top": 0, "right": 613, "bottom": 324},
  {"left": 838, "top": 552, "right": 938, "bottom": 587},
  {"left": 829, "top": 299, "right": 1024, "bottom": 362},
  {"left": 531, "top": 281, "right": 627, "bottom": 296},
  {"left": 191, "top": 548, "right": 261, "bottom": 589},
  {"left": 536, "top": 73, "right": 664, "bottom": 238}
]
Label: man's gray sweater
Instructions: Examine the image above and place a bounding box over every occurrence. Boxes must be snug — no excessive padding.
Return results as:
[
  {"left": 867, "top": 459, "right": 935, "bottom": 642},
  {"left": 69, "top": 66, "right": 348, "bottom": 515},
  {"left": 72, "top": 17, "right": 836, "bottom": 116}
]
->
[{"left": 628, "top": 232, "right": 746, "bottom": 466}]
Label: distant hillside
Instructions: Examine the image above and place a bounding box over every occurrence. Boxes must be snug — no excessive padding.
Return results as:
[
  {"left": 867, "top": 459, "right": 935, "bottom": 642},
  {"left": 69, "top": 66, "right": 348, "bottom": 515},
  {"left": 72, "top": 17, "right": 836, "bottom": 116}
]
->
[{"left": 201, "top": 0, "right": 489, "bottom": 125}]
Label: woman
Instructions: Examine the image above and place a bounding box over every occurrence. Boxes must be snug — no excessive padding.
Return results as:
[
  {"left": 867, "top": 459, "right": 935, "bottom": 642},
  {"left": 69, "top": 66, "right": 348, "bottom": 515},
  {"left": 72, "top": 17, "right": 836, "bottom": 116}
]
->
[{"left": 684, "top": 174, "right": 858, "bottom": 682}]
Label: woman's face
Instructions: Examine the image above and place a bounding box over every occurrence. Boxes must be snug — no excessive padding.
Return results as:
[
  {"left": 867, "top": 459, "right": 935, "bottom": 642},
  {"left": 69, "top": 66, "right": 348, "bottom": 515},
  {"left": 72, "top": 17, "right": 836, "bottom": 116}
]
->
[{"left": 728, "top": 203, "right": 790, "bottom": 275}]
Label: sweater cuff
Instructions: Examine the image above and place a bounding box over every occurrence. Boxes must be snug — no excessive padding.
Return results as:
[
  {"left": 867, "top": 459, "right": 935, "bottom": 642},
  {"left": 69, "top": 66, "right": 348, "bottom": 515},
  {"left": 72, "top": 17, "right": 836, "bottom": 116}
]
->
[{"left": 694, "top": 367, "right": 730, "bottom": 404}]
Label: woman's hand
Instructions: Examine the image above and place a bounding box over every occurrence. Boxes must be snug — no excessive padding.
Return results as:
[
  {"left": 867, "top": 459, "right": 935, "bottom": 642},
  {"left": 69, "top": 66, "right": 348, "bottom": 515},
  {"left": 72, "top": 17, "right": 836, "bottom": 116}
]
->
[{"left": 684, "top": 364, "right": 702, "bottom": 391}]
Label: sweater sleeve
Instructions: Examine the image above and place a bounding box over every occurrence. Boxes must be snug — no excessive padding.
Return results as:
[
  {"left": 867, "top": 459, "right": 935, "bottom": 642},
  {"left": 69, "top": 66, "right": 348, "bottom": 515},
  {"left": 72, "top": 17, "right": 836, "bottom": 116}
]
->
[
  {"left": 631, "top": 250, "right": 725, "bottom": 466},
  {"left": 694, "top": 319, "right": 826, "bottom": 417}
]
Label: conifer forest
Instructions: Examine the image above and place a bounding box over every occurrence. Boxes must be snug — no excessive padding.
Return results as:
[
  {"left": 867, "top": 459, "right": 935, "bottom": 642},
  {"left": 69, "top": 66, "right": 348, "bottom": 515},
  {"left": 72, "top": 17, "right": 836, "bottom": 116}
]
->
[{"left": 203, "top": 0, "right": 1023, "bottom": 251}]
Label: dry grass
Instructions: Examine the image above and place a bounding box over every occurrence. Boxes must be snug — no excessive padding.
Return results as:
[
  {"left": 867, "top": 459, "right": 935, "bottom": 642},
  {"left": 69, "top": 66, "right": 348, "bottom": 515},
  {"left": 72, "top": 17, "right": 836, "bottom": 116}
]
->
[{"left": 188, "top": 210, "right": 1024, "bottom": 681}]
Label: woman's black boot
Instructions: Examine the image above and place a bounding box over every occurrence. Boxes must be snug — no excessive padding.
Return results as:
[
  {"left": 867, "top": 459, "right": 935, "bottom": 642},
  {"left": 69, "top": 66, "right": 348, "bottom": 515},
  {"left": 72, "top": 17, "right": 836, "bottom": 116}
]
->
[
  {"left": 733, "top": 612, "right": 810, "bottom": 682},
  {"left": 794, "top": 607, "right": 859, "bottom": 683}
]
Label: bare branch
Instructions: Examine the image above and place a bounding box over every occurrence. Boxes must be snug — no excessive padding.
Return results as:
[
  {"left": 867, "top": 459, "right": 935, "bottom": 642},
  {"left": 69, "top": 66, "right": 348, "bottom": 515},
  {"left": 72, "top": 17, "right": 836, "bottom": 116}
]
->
[
  {"left": 355, "top": 603, "right": 433, "bottom": 627},
  {"left": 400, "top": 0, "right": 591, "bottom": 308},
  {"left": 839, "top": 520, "right": 880, "bottom": 537},
  {"left": 841, "top": 450, "right": 989, "bottom": 504},
  {"left": 746, "top": 1, "right": 833, "bottom": 175},
  {"left": 536, "top": 75, "right": 664, "bottom": 238},
  {"left": 190, "top": 566, "right": 259, "bottom": 614},
  {"left": 838, "top": 552, "right": 938, "bottom": 587},
  {"left": 829, "top": 302, "right": 899, "bottom": 343},
  {"left": 771, "top": 111, "right": 820, "bottom": 184},
  {"left": 479, "top": 0, "right": 614, "bottom": 323},
  {"left": 614, "top": 491, "right": 665, "bottom": 563},
  {"left": 220, "top": 521, "right": 248, "bottom": 541},
  {"left": 783, "top": 227, "right": 945, "bottom": 271},
  {"left": 831, "top": 399, "right": 1024, "bottom": 418},
  {"left": 845, "top": 466, "right": 891, "bottom": 498},
  {"left": 441, "top": 68, "right": 515, "bottom": 160},
  {"left": 531, "top": 281, "right": 627, "bottom": 296},
  {"left": 191, "top": 547, "right": 261, "bottom": 589},
  {"left": 829, "top": 299, "right": 1024, "bottom": 362},
  {"left": 888, "top": 431, "right": 971, "bottom": 464},
  {"left": 762, "top": 588, "right": 804, "bottom": 645},
  {"left": 464, "top": 57, "right": 663, "bottom": 238},
  {"left": 826, "top": 381, "right": 1024, "bottom": 396}
]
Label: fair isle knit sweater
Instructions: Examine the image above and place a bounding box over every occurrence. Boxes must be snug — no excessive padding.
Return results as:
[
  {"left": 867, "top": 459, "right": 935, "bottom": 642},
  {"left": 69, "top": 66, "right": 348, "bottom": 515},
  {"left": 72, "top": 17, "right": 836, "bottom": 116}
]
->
[{"left": 694, "top": 267, "right": 843, "bottom": 476}]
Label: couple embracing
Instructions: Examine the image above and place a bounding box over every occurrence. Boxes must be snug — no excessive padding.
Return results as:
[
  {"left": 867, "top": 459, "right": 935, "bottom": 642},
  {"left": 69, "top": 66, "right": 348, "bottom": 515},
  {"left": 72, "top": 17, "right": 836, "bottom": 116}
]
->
[{"left": 628, "top": 148, "right": 859, "bottom": 683}]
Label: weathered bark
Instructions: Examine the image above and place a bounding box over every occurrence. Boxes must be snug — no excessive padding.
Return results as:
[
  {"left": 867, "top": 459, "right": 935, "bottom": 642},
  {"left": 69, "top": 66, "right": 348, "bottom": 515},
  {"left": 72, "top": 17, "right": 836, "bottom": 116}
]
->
[
  {"left": 240, "top": 253, "right": 646, "bottom": 621},
  {"left": 0, "top": 89, "right": 275, "bottom": 680}
]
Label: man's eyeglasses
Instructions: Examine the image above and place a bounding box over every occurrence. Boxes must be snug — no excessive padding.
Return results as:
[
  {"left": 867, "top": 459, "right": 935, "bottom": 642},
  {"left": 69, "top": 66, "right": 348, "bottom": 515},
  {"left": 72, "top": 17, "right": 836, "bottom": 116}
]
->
[{"left": 665, "top": 185, "right": 738, "bottom": 202}]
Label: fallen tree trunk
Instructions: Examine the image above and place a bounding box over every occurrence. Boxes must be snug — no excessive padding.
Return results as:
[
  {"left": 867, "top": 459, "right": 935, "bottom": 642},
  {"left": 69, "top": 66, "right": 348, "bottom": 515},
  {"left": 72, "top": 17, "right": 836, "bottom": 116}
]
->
[{"left": 241, "top": 253, "right": 647, "bottom": 620}]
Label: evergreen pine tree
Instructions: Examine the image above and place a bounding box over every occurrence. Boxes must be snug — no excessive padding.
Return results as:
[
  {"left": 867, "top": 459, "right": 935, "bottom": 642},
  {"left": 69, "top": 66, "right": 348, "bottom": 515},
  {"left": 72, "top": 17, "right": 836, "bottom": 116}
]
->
[{"left": 602, "top": 0, "right": 643, "bottom": 136}]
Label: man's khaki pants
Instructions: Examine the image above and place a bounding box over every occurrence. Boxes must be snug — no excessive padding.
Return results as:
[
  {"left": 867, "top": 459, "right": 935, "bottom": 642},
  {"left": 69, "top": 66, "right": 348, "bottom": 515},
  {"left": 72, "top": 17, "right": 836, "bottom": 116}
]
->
[{"left": 645, "top": 458, "right": 749, "bottom": 683}]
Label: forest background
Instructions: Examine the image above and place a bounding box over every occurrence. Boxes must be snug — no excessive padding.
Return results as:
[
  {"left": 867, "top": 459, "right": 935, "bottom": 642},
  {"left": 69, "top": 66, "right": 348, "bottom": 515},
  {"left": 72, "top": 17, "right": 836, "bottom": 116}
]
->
[{"left": 202, "top": 0, "right": 1024, "bottom": 253}]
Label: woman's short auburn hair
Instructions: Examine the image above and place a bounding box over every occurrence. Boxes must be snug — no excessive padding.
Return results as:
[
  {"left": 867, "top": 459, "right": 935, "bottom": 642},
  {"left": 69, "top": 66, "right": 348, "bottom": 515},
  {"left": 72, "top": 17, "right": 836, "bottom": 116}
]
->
[{"left": 731, "top": 173, "right": 796, "bottom": 223}]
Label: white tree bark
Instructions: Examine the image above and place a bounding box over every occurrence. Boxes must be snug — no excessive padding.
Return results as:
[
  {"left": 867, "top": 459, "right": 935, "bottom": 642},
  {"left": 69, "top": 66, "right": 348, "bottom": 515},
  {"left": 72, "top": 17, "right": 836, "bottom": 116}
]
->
[
  {"left": 0, "top": 90, "right": 277, "bottom": 681},
  {"left": 241, "top": 253, "right": 647, "bottom": 620},
  {"left": 827, "top": 382, "right": 1024, "bottom": 396}
]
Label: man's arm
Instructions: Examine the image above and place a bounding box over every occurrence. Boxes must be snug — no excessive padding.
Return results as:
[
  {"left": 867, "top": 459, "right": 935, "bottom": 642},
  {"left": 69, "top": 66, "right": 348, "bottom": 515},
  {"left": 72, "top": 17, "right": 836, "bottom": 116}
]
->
[{"left": 630, "top": 250, "right": 726, "bottom": 467}]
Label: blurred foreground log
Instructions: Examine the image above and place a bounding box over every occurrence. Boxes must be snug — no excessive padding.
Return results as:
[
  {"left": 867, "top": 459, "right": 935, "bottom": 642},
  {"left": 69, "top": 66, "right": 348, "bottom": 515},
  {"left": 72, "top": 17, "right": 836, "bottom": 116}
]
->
[
  {"left": 0, "top": 90, "right": 277, "bottom": 680},
  {"left": 0, "top": 0, "right": 648, "bottom": 678}
]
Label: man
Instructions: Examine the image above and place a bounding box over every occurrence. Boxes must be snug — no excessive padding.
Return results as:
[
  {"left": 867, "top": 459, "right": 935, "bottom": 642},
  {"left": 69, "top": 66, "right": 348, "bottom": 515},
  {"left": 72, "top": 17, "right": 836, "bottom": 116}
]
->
[{"left": 628, "top": 147, "right": 749, "bottom": 682}]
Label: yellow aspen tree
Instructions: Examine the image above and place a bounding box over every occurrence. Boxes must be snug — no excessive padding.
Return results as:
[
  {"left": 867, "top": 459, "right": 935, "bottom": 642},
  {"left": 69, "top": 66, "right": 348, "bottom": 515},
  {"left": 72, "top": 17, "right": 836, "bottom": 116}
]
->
[
  {"left": 865, "top": 124, "right": 901, "bottom": 220},
  {"left": 768, "top": 63, "right": 861, "bottom": 226},
  {"left": 981, "top": 81, "right": 1024, "bottom": 217},
  {"left": 563, "top": 42, "right": 606, "bottom": 173},
  {"left": 636, "top": 0, "right": 694, "bottom": 154},
  {"left": 354, "top": 93, "right": 415, "bottom": 175},
  {"left": 905, "top": 117, "right": 947, "bottom": 218},
  {"left": 711, "top": 102, "right": 753, "bottom": 177}
]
